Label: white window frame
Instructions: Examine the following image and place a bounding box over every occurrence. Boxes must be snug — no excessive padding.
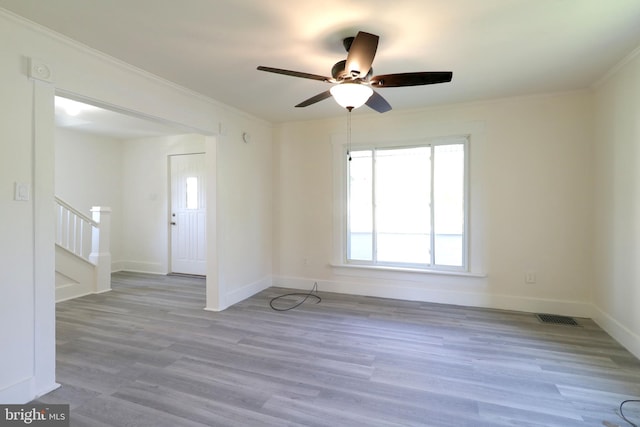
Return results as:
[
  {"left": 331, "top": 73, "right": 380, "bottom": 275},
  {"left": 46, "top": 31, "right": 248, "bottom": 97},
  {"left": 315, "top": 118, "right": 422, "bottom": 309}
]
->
[
  {"left": 345, "top": 137, "right": 469, "bottom": 272},
  {"left": 331, "top": 124, "right": 488, "bottom": 279}
]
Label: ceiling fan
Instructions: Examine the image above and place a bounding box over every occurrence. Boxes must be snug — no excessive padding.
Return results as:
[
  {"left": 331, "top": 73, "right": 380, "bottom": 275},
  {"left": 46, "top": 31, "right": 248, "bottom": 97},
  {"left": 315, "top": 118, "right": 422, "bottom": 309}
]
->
[{"left": 257, "top": 31, "right": 453, "bottom": 113}]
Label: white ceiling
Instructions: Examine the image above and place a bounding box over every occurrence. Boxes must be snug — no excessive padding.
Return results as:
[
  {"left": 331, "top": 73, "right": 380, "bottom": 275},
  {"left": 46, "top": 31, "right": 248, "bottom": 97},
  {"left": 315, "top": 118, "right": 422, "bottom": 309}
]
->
[{"left": 3, "top": 0, "right": 640, "bottom": 127}]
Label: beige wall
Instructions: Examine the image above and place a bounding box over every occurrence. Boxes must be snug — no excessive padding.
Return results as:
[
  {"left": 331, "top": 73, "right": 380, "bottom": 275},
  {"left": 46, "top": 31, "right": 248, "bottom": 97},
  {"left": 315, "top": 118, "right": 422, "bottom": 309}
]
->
[
  {"left": 593, "top": 48, "right": 640, "bottom": 357},
  {"left": 273, "top": 91, "right": 595, "bottom": 316}
]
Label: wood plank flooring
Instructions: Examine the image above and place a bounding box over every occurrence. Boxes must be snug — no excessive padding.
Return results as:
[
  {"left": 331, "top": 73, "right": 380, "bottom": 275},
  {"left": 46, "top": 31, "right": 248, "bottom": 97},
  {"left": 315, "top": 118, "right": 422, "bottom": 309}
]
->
[{"left": 35, "top": 272, "right": 640, "bottom": 426}]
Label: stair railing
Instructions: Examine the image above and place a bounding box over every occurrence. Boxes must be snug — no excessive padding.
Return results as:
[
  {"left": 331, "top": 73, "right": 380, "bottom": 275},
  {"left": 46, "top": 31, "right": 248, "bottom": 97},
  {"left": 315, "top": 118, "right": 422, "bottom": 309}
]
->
[
  {"left": 55, "top": 197, "right": 112, "bottom": 295},
  {"left": 55, "top": 197, "right": 97, "bottom": 263}
]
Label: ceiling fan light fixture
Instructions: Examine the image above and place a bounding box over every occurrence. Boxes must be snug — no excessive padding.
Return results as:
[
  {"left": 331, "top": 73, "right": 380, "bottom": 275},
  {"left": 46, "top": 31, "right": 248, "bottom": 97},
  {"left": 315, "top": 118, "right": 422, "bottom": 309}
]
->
[
  {"left": 257, "top": 31, "right": 452, "bottom": 113},
  {"left": 330, "top": 83, "right": 373, "bottom": 110}
]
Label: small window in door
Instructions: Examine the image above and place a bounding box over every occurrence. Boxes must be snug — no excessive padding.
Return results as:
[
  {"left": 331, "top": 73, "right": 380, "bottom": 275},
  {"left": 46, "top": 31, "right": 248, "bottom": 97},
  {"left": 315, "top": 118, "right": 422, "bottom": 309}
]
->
[{"left": 186, "top": 177, "right": 198, "bottom": 209}]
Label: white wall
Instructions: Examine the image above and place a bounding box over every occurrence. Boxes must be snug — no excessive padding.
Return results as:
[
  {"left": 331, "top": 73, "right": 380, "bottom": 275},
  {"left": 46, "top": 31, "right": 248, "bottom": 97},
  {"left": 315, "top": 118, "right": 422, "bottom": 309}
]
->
[
  {"left": 593, "top": 48, "right": 640, "bottom": 358},
  {"left": 0, "top": 20, "right": 39, "bottom": 403},
  {"left": 120, "top": 134, "right": 205, "bottom": 274},
  {"left": 273, "top": 91, "right": 595, "bottom": 316},
  {"left": 0, "top": 12, "right": 59, "bottom": 403},
  {"left": 54, "top": 128, "right": 123, "bottom": 266},
  {"left": 0, "top": 10, "right": 272, "bottom": 403},
  {"left": 215, "top": 118, "right": 274, "bottom": 309}
]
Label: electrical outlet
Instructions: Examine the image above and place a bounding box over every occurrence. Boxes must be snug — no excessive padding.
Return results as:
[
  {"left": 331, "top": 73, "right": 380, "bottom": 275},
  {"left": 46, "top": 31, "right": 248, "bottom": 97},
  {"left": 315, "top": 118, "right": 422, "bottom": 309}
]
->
[{"left": 525, "top": 271, "right": 537, "bottom": 284}]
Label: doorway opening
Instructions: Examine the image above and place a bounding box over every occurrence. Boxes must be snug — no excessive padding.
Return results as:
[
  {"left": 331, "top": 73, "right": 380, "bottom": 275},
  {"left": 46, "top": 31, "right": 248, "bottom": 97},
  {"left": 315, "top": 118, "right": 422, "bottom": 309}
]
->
[{"left": 53, "top": 92, "right": 214, "bottom": 298}]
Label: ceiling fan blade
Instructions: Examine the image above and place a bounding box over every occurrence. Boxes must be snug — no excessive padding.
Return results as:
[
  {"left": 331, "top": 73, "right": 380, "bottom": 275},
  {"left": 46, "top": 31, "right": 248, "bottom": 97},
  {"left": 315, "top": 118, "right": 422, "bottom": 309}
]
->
[
  {"left": 344, "top": 32, "right": 379, "bottom": 78},
  {"left": 295, "top": 90, "right": 333, "bottom": 108},
  {"left": 365, "top": 91, "right": 392, "bottom": 113},
  {"left": 257, "top": 66, "right": 330, "bottom": 82},
  {"left": 370, "top": 71, "right": 453, "bottom": 88}
]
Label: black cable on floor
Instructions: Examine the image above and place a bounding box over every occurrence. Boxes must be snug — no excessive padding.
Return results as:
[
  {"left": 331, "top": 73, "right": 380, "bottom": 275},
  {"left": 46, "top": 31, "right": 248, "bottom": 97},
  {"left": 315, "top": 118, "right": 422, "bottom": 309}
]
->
[
  {"left": 620, "top": 399, "right": 640, "bottom": 427},
  {"left": 269, "top": 282, "right": 321, "bottom": 311}
]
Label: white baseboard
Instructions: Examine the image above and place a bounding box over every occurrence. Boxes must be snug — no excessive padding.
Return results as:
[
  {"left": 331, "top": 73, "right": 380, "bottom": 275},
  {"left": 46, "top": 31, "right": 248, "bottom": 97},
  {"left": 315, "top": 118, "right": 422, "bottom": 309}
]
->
[
  {"left": 222, "top": 276, "right": 272, "bottom": 310},
  {"left": 56, "top": 289, "right": 93, "bottom": 303},
  {"left": 0, "top": 378, "right": 32, "bottom": 404},
  {"left": 592, "top": 306, "right": 640, "bottom": 360},
  {"left": 33, "top": 382, "right": 61, "bottom": 401},
  {"left": 117, "top": 261, "right": 166, "bottom": 275},
  {"left": 272, "top": 275, "right": 594, "bottom": 318},
  {"left": 0, "top": 378, "right": 59, "bottom": 404}
]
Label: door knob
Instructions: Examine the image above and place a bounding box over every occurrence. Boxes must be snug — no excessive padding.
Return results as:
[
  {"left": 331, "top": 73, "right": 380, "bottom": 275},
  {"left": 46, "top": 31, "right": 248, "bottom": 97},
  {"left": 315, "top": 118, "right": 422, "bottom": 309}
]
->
[{"left": 170, "top": 222, "right": 176, "bottom": 225}]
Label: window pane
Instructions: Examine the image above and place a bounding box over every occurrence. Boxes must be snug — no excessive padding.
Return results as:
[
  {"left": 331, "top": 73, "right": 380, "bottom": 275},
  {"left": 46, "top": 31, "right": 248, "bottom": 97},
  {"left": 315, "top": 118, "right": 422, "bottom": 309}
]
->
[
  {"left": 375, "top": 147, "right": 431, "bottom": 264},
  {"left": 186, "top": 177, "right": 198, "bottom": 209},
  {"left": 348, "top": 151, "right": 373, "bottom": 261},
  {"left": 433, "top": 144, "right": 464, "bottom": 266}
]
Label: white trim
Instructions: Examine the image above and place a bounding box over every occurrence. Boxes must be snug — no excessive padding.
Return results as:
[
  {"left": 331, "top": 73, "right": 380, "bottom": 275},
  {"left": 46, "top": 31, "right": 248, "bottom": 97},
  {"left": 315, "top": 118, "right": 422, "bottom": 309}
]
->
[
  {"left": 55, "top": 290, "right": 92, "bottom": 303},
  {"left": 330, "top": 263, "right": 486, "bottom": 278},
  {"left": 221, "top": 276, "right": 272, "bottom": 311},
  {"left": 32, "top": 78, "right": 58, "bottom": 404},
  {"left": 592, "top": 306, "right": 640, "bottom": 360},
  {"left": 55, "top": 196, "right": 98, "bottom": 227},
  {"left": 32, "top": 381, "right": 61, "bottom": 401},
  {"left": 55, "top": 243, "right": 97, "bottom": 266},
  {"left": 272, "top": 275, "right": 594, "bottom": 318},
  {"left": 204, "top": 136, "right": 221, "bottom": 311},
  {"left": 0, "top": 377, "right": 60, "bottom": 404},
  {"left": 55, "top": 90, "right": 213, "bottom": 137},
  {"left": 55, "top": 288, "right": 112, "bottom": 304},
  {"left": 592, "top": 42, "right": 640, "bottom": 89},
  {"left": 203, "top": 306, "right": 224, "bottom": 313},
  {"left": 117, "top": 261, "right": 166, "bottom": 275},
  {"left": 0, "top": 378, "right": 32, "bottom": 404},
  {"left": 332, "top": 135, "right": 348, "bottom": 266},
  {"left": 333, "top": 131, "right": 479, "bottom": 274}
]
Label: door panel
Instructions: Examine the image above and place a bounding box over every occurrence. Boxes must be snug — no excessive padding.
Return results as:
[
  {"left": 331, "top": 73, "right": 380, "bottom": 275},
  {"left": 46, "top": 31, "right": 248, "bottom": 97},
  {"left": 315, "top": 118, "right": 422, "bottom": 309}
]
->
[{"left": 170, "top": 153, "right": 206, "bottom": 275}]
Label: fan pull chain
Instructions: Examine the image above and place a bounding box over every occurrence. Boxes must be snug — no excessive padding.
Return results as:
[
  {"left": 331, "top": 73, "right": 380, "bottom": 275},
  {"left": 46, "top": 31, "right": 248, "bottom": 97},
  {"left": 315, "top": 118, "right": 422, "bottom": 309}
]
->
[{"left": 347, "top": 107, "right": 353, "bottom": 161}]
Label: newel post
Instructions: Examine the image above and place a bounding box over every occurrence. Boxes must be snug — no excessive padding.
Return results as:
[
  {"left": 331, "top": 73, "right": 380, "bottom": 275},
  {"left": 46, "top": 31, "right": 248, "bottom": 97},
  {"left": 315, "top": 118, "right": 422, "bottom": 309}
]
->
[{"left": 90, "top": 206, "right": 112, "bottom": 294}]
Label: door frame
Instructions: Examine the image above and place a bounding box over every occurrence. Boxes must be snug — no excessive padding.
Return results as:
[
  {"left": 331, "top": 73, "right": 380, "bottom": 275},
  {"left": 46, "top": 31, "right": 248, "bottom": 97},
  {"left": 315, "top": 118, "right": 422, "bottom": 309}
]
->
[
  {"left": 47, "top": 88, "right": 220, "bottom": 309},
  {"left": 168, "top": 152, "right": 207, "bottom": 276}
]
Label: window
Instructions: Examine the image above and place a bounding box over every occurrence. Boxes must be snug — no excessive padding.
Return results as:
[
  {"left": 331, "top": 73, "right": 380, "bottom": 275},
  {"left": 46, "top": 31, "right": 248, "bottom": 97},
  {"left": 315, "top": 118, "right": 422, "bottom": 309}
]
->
[
  {"left": 186, "top": 177, "right": 199, "bottom": 209},
  {"left": 346, "top": 138, "right": 468, "bottom": 270}
]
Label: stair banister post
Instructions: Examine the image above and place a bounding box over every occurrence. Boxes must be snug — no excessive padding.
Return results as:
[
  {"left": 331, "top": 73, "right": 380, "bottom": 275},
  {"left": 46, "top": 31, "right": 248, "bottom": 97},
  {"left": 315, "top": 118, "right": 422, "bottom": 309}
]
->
[{"left": 90, "top": 206, "right": 112, "bottom": 294}]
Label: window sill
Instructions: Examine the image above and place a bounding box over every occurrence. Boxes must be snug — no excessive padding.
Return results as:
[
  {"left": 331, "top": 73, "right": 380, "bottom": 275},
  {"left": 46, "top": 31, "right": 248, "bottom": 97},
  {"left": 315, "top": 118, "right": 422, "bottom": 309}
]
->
[{"left": 330, "top": 263, "right": 487, "bottom": 278}]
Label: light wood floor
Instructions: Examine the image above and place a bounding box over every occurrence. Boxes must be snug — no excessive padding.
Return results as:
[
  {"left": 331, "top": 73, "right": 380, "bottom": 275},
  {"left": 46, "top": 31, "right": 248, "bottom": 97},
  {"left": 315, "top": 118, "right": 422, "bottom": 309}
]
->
[{"left": 36, "top": 272, "right": 640, "bottom": 426}]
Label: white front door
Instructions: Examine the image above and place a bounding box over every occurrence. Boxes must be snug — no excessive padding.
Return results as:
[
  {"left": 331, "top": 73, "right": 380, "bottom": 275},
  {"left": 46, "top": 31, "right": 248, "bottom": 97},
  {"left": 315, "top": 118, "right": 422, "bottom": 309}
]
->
[{"left": 170, "top": 153, "right": 206, "bottom": 275}]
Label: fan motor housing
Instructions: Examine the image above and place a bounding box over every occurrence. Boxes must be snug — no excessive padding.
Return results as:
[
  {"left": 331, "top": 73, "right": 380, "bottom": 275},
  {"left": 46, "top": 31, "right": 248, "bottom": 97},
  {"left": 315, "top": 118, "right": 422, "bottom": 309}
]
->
[
  {"left": 331, "top": 60, "right": 347, "bottom": 79},
  {"left": 332, "top": 59, "right": 373, "bottom": 81}
]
